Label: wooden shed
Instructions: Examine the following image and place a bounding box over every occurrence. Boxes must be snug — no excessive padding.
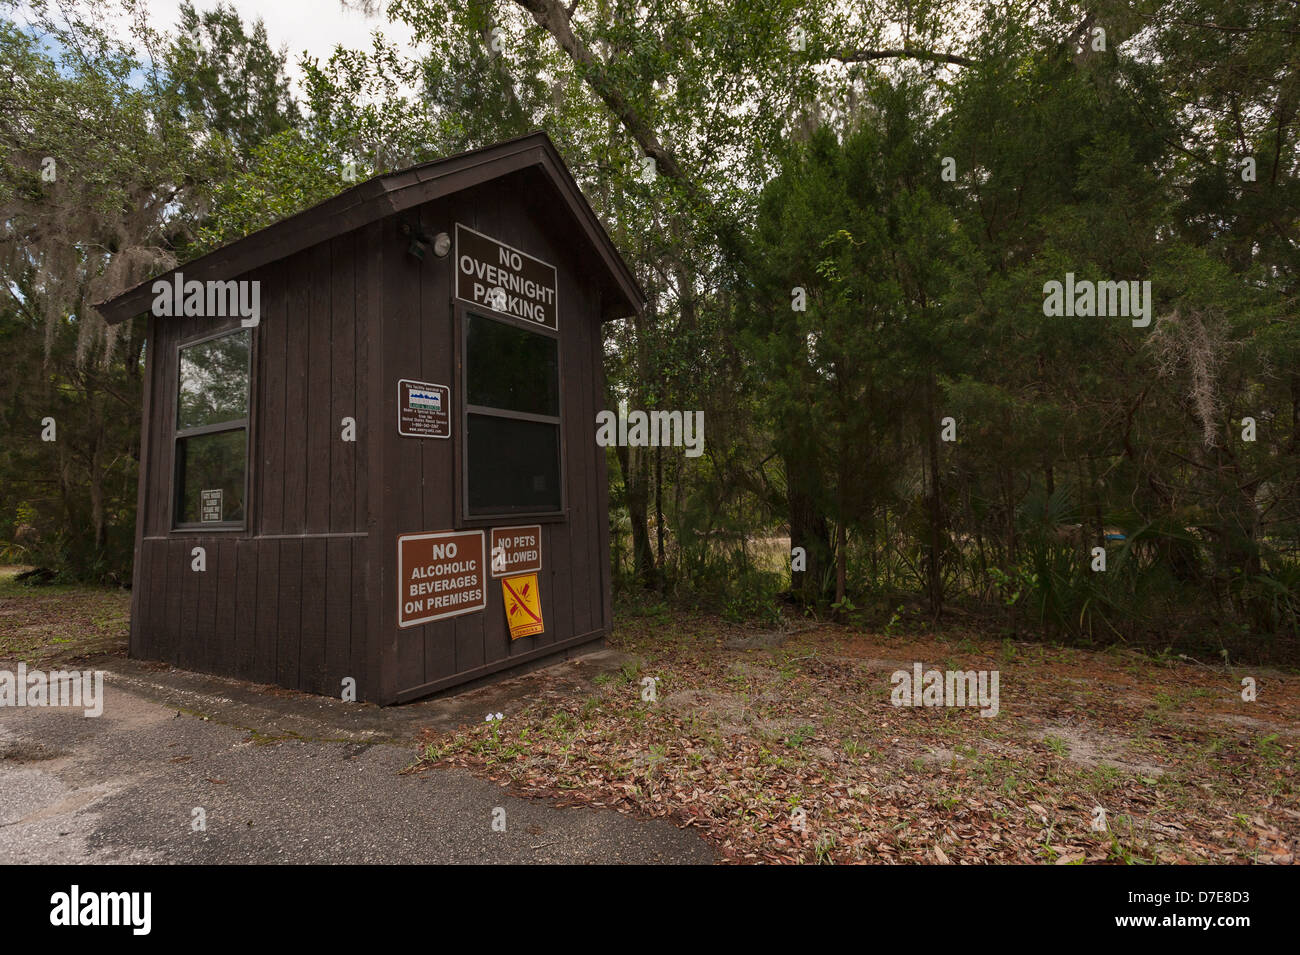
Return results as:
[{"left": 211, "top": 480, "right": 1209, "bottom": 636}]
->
[{"left": 97, "top": 132, "right": 643, "bottom": 704}]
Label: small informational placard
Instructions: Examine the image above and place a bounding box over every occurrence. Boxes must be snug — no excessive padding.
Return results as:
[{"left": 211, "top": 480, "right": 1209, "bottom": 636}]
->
[
  {"left": 397, "top": 379, "right": 450, "bottom": 438},
  {"left": 455, "top": 223, "right": 558, "bottom": 330},
  {"left": 200, "top": 489, "right": 223, "bottom": 522},
  {"left": 397, "top": 530, "right": 485, "bottom": 628},
  {"left": 489, "top": 525, "right": 543, "bottom": 577},
  {"left": 502, "top": 573, "right": 544, "bottom": 640}
]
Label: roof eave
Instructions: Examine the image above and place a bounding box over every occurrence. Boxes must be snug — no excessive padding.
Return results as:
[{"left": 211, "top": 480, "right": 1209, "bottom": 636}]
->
[{"left": 95, "top": 131, "right": 644, "bottom": 325}]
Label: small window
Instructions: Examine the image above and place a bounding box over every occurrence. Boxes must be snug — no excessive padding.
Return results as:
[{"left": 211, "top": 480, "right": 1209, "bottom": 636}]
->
[
  {"left": 464, "top": 312, "right": 562, "bottom": 516},
  {"left": 174, "top": 329, "right": 250, "bottom": 527}
]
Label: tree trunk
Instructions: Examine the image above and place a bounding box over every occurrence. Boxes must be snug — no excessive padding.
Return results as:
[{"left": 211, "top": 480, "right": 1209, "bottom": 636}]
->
[
  {"left": 924, "top": 372, "right": 944, "bottom": 616},
  {"left": 617, "top": 443, "right": 657, "bottom": 590},
  {"left": 787, "top": 454, "right": 832, "bottom": 604},
  {"left": 835, "top": 520, "right": 847, "bottom": 605},
  {"left": 655, "top": 442, "right": 664, "bottom": 571}
]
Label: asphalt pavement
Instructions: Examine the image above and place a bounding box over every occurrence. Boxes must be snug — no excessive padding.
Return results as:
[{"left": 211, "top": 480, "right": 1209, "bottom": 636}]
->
[{"left": 0, "top": 651, "right": 714, "bottom": 864}]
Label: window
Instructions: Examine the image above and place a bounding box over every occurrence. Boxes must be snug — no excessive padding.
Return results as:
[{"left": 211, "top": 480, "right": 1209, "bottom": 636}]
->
[
  {"left": 464, "top": 311, "right": 562, "bottom": 516},
  {"left": 174, "top": 328, "right": 250, "bottom": 527}
]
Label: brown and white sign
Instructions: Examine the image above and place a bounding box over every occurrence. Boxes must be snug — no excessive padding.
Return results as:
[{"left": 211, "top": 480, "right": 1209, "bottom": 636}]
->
[
  {"left": 490, "top": 525, "right": 543, "bottom": 577},
  {"left": 455, "top": 223, "right": 557, "bottom": 330},
  {"left": 398, "top": 379, "right": 450, "bottom": 438},
  {"left": 397, "top": 530, "right": 485, "bottom": 628}
]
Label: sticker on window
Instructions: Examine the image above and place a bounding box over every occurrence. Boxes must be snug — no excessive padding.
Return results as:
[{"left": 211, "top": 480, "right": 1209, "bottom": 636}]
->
[{"left": 200, "top": 489, "right": 223, "bottom": 522}]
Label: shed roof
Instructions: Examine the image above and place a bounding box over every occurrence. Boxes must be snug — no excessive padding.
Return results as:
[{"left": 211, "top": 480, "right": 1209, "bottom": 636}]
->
[{"left": 96, "top": 131, "right": 644, "bottom": 324}]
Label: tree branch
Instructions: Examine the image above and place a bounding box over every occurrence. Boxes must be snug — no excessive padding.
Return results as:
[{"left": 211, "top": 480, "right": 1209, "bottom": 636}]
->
[
  {"left": 830, "top": 47, "right": 975, "bottom": 68},
  {"left": 510, "top": 0, "right": 698, "bottom": 197},
  {"left": 1056, "top": 12, "right": 1095, "bottom": 57}
]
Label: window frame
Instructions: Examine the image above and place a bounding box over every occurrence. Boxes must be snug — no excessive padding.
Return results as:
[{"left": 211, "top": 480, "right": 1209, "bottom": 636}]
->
[
  {"left": 457, "top": 303, "right": 567, "bottom": 525},
  {"left": 170, "top": 325, "right": 253, "bottom": 532}
]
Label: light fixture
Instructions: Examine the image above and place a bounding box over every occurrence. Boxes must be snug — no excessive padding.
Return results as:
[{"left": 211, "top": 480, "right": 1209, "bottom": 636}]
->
[{"left": 399, "top": 221, "right": 450, "bottom": 261}]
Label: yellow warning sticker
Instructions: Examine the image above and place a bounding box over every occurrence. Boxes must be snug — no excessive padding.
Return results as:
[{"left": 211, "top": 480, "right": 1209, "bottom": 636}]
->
[{"left": 502, "top": 573, "right": 544, "bottom": 640}]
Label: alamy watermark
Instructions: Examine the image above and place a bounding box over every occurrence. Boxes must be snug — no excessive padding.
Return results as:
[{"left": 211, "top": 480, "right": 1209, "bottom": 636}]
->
[
  {"left": 0, "top": 664, "right": 104, "bottom": 717},
  {"left": 891, "top": 663, "right": 999, "bottom": 717},
  {"left": 595, "top": 401, "right": 704, "bottom": 458},
  {"left": 1042, "top": 273, "right": 1151, "bottom": 327},
  {"left": 49, "top": 885, "right": 150, "bottom": 935},
  {"left": 151, "top": 272, "right": 261, "bottom": 328}
]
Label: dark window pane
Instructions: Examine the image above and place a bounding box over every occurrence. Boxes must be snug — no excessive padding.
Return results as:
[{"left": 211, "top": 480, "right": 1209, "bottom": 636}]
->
[
  {"left": 466, "top": 313, "right": 558, "bottom": 416},
  {"left": 176, "top": 429, "right": 246, "bottom": 524},
  {"left": 467, "top": 415, "right": 561, "bottom": 515},
  {"left": 178, "top": 330, "right": 250, "bottom": 429}
]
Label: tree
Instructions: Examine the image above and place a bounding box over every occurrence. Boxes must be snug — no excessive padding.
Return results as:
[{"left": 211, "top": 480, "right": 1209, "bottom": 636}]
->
[{"left": 0, "top": 0, "right": 296, "bottom": 580}]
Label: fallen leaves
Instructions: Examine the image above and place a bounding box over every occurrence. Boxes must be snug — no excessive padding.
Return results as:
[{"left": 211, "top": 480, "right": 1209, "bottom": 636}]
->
[{"left": 413, "top": 613, "right": 1299, "bottom": 864}]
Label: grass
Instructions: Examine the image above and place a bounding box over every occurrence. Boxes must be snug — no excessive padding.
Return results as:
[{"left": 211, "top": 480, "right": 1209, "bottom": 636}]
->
[{"left": 0, "top": 565, "right": 130, "bottom": 666}]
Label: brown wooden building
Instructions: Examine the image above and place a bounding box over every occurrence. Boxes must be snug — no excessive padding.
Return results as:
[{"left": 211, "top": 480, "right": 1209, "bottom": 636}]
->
[{"left": 97, "top": 132, "right": 643, "bottom": 704}]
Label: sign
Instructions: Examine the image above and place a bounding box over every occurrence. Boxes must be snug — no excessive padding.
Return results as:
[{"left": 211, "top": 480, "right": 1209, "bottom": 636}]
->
[
  {"left": 397, "top": 530, "right": 485, "bottom": 628},
  {"left": 398, "top": 380, "right": 450, "bottom": 438},
  {"left": 502, "top": 573, "right": 544, "bottom": 639},
  {"left": 200, "top": 489, "right": 223, "bottom": 522},
  {"left": 455, "top": 223, "right": 558, "bottom": 330},
  {"left": 489, "top": 525, "right": 543, "bottom": 577}
]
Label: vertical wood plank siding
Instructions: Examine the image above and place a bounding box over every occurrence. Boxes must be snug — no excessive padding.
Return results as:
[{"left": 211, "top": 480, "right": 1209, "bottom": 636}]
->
[
  {"left": 130, "top": 162, "right": 615, "bottom": 703},
  {"left": 133, "top": 251, "right": 372, "bottom": 696}
]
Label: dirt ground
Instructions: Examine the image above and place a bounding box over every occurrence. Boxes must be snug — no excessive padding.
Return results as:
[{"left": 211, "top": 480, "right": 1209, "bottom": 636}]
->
[
  {"left": 2, "top": 571, "right": 1296, "bottom": 864},
  {"left": 419, "top": 604, "right": 1299, "bottom": 864}
]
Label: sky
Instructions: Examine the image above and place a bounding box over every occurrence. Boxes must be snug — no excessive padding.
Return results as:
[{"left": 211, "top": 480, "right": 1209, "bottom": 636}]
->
[{"left": 15, "top": 0, "right": 419, "bottom": 98}]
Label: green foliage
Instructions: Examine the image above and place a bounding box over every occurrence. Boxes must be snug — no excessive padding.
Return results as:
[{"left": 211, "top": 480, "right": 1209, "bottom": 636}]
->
[
  {"left": 0, "top": 0, "right": 1296, "bottom": 660},
  {"left": 0, "top": 0, "right": 296, "bottom": 582}
]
